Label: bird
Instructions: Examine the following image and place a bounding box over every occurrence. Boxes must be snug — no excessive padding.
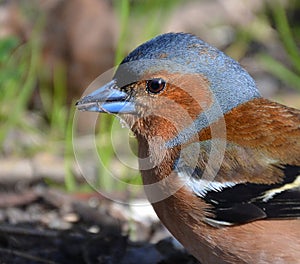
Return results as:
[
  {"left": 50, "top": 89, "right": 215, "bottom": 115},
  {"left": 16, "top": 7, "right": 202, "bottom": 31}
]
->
[{"left": 76, "top": 33, "right": 300, "bottom": 264}]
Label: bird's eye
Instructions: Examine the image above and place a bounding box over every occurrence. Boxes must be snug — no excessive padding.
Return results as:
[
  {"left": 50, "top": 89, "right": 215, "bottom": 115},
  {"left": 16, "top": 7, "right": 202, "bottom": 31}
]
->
[{"left": 146, "top": 78, "right": 166, "bottom": 94}]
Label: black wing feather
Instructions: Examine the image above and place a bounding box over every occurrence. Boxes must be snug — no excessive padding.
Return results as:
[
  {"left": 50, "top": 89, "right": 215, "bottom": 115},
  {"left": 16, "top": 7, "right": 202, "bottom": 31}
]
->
[{"left": 202, "top": 165, "right": 300, "bottom": 225}]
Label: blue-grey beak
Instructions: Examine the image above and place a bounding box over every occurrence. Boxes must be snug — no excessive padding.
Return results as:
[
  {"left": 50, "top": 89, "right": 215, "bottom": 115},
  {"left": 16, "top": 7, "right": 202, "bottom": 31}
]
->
[{"left": 75, "top": 80, "right": 136, "bottom": 114}]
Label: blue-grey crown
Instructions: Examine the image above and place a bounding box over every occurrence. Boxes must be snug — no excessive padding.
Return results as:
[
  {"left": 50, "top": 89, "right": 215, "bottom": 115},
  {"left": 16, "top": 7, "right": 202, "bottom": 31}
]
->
[{"left": 116, "top": 33, "right": 261, "bottom": 115}]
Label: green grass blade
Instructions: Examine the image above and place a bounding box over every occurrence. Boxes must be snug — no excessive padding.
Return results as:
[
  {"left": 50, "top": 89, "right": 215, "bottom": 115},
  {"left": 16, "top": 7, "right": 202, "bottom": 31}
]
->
[
  {"left": 258, "top": 53, "right": 300, "bottom": 91},
  {"left": 270, "top": 1, "right": 300, "bottom": 73}
]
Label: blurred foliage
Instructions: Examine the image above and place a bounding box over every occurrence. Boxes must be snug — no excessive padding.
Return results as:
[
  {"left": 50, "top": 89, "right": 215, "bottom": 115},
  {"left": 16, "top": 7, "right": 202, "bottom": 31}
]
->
[
  {"left": 0, "top": 22, "right": 78, "bottom": 191},
  {"left": 0, "top": 35, "right": 39, "bottom": 150},
  {"left": 258, "top": 0, "right": 300, "bottom": 91},
  {"left": 113, "top": 0, "right": 182, "bottom": 64}
]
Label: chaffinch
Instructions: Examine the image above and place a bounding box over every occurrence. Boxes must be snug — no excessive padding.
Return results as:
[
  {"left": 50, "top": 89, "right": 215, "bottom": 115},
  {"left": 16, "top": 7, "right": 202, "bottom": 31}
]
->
[{"left": 76, "top": 33, "right": 300, "bottom": 264}]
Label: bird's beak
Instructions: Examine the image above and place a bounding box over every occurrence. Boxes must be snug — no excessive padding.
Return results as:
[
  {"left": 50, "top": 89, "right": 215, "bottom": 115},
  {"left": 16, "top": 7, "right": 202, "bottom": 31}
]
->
[{"left": 75, "top": 79, "right": 136, "bottom": 114}]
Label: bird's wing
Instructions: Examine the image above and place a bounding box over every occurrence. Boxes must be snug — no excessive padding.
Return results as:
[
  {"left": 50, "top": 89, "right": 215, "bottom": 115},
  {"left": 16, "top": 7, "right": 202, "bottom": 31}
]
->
[
  {"left": 175, "top": 99, "right": 300, "bottom": 227},
  {"left": 175, "top": 146, "right": 300, "bottom": 227},
  {"left": 202, "top": 164, "right": 300, "bottom": 227}
]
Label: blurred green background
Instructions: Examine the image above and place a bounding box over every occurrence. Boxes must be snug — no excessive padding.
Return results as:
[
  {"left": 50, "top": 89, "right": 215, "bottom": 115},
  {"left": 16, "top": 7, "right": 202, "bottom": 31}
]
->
[{"left": 0, "top": 0, "right": 299, "bottom": 195}]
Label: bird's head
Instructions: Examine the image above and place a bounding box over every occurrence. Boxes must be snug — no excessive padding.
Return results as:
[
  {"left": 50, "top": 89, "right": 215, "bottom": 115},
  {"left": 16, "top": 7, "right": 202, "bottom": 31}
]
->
[{"left": 76, "top": 33, "right": 261, "bottom": 147}]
